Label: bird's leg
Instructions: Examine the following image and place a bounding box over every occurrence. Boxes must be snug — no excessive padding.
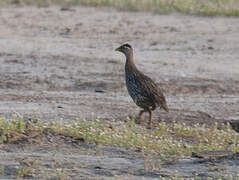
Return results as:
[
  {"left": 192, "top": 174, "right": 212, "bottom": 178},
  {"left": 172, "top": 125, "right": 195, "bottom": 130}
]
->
[
  {"left": 147, "top": 110, "right": 152, "bottom": 129},
  {"left": 136, "top": 109, "right": 146, "bottom": 124}
]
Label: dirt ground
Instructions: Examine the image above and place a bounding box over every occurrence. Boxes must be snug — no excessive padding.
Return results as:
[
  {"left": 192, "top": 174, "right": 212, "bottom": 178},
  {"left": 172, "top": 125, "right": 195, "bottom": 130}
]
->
[{"left": 0, "top": 5, "right": 239, "bottom": 179}]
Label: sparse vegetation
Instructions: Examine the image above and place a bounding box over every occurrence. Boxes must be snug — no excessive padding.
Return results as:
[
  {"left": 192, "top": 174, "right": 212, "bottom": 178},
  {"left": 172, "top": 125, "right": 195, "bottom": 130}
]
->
[
  {"left": 51, "top": 118, "right": 239, "bottom": 156},
  {"left": 55, "top": 169, "right": 69, "bottom": 180},
  {"left": 15, "top": 166, "right": 36, "bottom": 179},
  {"left": 0, "top": 116, "right": 238, "bottom": 179},
  {"left": 14, "top": 158, "right": 41, "bottom": 178},
  {"left": 0, "top": 116, "right": 238, "bottom": 158},
  {"left": 1, "top": 0, "right": 239, "bottom": 16}
]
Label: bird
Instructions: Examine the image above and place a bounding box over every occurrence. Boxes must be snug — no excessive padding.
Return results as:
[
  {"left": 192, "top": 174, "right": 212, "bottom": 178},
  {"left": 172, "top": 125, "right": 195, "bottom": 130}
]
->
[{"left": 115, "top": 43, "right": 169, "bottom": 129}]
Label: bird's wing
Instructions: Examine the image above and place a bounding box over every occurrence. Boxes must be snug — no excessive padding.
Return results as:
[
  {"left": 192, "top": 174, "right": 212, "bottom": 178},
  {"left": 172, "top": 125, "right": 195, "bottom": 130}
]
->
[{"left": 137, "top": 72, "right": 169, "bottom": 112}]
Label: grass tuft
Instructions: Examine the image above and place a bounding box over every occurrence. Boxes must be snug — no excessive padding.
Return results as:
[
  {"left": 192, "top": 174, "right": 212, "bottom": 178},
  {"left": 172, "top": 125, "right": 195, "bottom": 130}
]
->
[
  {"left": 55, "top": 169, "right": 69, "bottom": 180},
  {"left": 0, "top": 117, "right": 25, "bottom": 143}
]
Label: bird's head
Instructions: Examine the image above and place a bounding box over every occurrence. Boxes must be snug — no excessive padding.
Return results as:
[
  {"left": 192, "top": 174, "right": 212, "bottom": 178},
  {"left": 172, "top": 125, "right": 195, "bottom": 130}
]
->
[{"left": 115, "top": 43, "right": 133, "bottom": 56}]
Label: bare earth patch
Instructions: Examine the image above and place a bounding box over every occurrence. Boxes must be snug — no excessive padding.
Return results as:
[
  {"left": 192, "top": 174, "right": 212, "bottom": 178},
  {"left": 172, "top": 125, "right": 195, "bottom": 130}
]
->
[{"left": 0, "top": 5, "right": 238, "bottom": 179}]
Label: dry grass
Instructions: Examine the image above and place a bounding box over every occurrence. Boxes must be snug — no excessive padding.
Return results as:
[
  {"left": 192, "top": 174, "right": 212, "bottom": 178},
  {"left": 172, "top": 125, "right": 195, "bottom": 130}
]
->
[{"left": 1, "top": 0, "right": 239, "bottom": 16}]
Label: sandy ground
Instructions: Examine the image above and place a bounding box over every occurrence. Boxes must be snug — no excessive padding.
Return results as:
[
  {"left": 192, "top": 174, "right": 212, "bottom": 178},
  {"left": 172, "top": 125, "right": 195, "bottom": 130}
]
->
[{"left": 0, "top": 5, "right": 239, "bottom": 179}]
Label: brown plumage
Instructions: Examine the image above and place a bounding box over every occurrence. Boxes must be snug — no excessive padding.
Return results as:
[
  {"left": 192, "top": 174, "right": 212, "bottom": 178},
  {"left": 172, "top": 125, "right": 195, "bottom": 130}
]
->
[{"left": 115, "top": 43, "right": 168, "bottom": 129}]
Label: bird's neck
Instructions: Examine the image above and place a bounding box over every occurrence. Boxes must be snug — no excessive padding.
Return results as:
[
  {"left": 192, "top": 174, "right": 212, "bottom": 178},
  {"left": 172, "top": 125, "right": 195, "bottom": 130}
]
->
[{"left": 125, "top": 52, "right": 136, "bottom": 70}]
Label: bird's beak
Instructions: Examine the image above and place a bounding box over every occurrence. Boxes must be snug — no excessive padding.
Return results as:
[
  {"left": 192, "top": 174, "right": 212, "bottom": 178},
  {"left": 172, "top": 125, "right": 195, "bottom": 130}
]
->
[{"left": 115, "top": 47, "right": 120, "bottom": 51}]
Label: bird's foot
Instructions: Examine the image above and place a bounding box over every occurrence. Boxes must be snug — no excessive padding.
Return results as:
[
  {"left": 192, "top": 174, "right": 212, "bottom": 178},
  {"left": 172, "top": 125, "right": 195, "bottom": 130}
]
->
[{"left": 147, "top": 119, "right": 152, "bottom": 129}]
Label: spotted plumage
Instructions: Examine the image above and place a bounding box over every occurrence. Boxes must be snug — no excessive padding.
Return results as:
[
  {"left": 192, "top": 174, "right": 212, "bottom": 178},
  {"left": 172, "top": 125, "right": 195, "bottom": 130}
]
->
[{"left": 115, "top": 43, "right": 168, "bottom": 129}]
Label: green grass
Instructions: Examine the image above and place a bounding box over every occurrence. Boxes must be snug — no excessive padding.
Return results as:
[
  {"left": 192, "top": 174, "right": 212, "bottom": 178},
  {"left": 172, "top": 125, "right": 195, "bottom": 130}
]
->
[
  {"left": 0, "top": 116, "right": 238, "bottom": 157},
  {"left": 55, "top": 169, "right": 69, "bottom": 180},
  {"left": 0, "top": 115, "right": 26, "bottom": 143},
  {"left": 1, "top": 0, "right": 239, "bottom": 16},
  {"left": 52, "top": 119, "right": 239, "bottom": 156}
]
